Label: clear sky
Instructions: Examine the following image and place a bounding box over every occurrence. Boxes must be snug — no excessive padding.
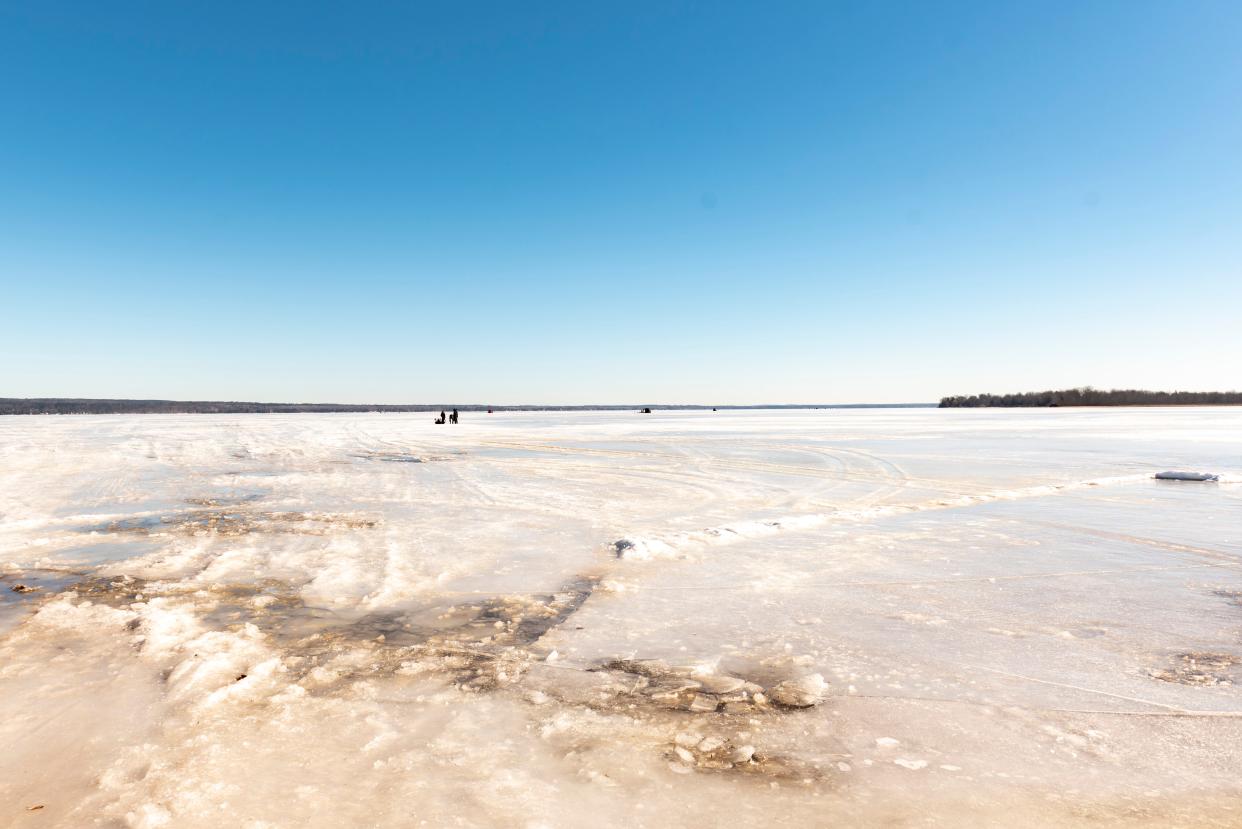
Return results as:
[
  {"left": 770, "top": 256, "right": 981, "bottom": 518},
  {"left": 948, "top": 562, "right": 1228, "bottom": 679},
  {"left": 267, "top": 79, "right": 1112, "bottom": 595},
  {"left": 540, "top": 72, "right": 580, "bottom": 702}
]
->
[{"left": 2, "top": 2, "right": 1240, "bottom": 404}]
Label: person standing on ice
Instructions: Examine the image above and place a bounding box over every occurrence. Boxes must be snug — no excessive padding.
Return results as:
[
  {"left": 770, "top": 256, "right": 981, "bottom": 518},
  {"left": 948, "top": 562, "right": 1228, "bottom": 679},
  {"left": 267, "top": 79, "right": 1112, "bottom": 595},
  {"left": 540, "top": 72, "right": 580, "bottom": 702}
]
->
[
  {"left": 437, "top": 410, "right": 446, "bottom": 424},
  {"left": 451, "top": 408, "right": 459, "bottom": 424}
]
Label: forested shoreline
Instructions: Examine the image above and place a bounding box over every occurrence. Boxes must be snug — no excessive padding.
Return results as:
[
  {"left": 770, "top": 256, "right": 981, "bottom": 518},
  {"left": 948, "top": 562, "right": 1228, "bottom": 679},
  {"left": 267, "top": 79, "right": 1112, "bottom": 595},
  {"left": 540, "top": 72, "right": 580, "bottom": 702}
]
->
[{"left": 939, "top": 388, "right": 1242, "bottom": 408}]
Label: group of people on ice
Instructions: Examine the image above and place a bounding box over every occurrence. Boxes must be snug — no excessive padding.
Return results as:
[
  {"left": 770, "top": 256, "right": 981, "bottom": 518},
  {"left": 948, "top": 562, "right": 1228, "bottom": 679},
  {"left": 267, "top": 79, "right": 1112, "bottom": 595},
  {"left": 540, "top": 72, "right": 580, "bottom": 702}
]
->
[{"left": 435, "top": 409, "right": 459, "bottom": 424}]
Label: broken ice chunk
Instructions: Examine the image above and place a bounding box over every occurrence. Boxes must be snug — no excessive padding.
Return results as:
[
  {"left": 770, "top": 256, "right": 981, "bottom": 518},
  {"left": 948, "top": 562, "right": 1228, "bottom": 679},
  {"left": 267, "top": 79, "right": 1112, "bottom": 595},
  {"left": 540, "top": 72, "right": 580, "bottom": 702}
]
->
[
  {"left": 1154, "top": 471, "right": 1219, "bottom": 482},
  {"left": 768, "top": 674, "right": 828, "bottom": 708}
]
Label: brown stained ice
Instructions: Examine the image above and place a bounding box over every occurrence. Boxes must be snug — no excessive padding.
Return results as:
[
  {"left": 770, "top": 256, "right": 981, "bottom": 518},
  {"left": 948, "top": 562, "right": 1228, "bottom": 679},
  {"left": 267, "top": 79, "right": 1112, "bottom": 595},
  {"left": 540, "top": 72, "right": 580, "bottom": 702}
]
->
[
  {"left": 1149, "top": 652, "right": 1242, "bottom": 687},
  {"left": 97, "top": 508, "right": 379, "bottom": 537},
  {"left": 588, "top": 659, "right": 829, "bottom": 715},
  {"left": 38, "top": 568, "right": 831, "bottom": 780}
]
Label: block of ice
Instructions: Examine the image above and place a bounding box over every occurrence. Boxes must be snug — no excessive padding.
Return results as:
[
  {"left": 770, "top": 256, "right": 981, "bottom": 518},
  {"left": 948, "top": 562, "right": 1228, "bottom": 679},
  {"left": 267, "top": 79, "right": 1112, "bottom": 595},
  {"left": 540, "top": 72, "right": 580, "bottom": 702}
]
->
[{"left": 1154, "top": 470, "right": 1219, "bottom": 481}]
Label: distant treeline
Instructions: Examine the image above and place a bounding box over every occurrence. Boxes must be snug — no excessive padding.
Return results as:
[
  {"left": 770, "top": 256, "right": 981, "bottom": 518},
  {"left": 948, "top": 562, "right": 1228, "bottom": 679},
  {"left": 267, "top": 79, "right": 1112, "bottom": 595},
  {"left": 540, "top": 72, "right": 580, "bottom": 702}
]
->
[
  {"left": 0, "top": 398, "right": 933, "bottom": 415},
  {"left": 0, "top": 398, "right": 460, "bottom": 415},
  {"left": 939, "top": 388, "right": 1242, "bottom": 408}
]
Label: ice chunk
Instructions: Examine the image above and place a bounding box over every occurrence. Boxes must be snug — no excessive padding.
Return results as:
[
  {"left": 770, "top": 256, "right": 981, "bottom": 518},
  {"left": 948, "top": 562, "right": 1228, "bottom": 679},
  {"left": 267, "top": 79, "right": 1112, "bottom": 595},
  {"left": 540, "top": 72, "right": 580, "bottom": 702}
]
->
[
  {"left": 1154, "top": 471, "right": 1219, "bottom": 481},
  {"left": 768, "top": 674, "right": 828, "bottom": 707}
]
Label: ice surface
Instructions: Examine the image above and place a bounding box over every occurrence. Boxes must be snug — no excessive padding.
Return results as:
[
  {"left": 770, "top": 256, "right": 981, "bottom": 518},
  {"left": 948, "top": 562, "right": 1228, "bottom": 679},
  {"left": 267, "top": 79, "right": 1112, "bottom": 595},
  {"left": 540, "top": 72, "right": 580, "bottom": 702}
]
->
[{"left": 1, "top": 408, "right": 1240, "bottom": 827}]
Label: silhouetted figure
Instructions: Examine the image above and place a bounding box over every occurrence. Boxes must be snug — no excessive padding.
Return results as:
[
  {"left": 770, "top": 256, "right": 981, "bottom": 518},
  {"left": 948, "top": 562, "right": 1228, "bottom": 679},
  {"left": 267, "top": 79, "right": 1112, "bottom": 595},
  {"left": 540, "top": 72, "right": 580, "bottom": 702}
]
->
[
  {"left": 436, "top": 410, "right": 446, "bottom": 424},
  {"left": 451, "top": 409, "right": 459, "bottom": 424}
]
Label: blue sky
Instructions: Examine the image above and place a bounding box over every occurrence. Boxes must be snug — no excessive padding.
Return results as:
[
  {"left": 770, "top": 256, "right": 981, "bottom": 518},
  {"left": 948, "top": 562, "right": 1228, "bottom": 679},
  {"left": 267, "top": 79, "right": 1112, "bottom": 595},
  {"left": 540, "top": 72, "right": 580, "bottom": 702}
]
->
[{"left": 2, "top": 1, "right": 1240, "bottom": 404}]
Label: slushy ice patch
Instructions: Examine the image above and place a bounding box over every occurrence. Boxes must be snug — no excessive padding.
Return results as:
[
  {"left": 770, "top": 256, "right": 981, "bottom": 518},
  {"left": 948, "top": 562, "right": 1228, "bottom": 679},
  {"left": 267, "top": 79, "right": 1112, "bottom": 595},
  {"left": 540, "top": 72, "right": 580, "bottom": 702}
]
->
[
  {"left": 590, "top": 659, "right": 828, "bottom": 713},
  {"left": 352, "top": 451, "right": 459, "bottom": 463},
  {"left": 1, "top": 569, "right": 83, "bottom": 635},
  {"left": 95, "top": 508, "right": 379, "bottom": 537},
  {"left": 1214, "top": 589, "right": 1242, "bottom": 608},
  {"left": 1149, "top": 652, "right": 1242, "bottom": 687},
  {"left": 13, "top": 569, "right": 836, "bottom": 786}
]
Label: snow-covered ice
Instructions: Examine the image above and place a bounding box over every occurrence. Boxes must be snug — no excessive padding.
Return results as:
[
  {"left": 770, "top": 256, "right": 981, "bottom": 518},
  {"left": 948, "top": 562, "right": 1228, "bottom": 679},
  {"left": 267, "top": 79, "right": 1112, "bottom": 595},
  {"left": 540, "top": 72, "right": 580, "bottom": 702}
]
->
[{"left": 1, "top": 407, "right": 1240, "bottom": 827}]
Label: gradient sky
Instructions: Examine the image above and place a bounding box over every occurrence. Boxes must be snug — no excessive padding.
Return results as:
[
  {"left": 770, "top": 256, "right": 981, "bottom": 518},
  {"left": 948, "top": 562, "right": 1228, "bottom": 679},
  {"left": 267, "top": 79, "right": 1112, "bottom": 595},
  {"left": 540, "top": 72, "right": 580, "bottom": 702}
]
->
[{"left": 2, "top": 1, "right": 1240, "bottom": 404}]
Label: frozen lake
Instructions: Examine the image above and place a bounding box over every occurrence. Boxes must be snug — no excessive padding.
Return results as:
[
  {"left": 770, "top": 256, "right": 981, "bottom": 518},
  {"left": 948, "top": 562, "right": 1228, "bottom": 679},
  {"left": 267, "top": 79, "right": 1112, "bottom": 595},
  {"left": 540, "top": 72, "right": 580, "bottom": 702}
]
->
[{"left": 2, "top": 408, "right": 1240, "bottom": 827}]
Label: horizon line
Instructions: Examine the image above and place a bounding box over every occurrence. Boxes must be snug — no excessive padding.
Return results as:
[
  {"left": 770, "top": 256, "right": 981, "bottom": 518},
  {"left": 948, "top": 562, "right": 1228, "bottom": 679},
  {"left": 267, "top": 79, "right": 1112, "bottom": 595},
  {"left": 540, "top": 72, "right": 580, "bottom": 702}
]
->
[{"left": 0, "top": 396, "right": 936, "bottom": 411}]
